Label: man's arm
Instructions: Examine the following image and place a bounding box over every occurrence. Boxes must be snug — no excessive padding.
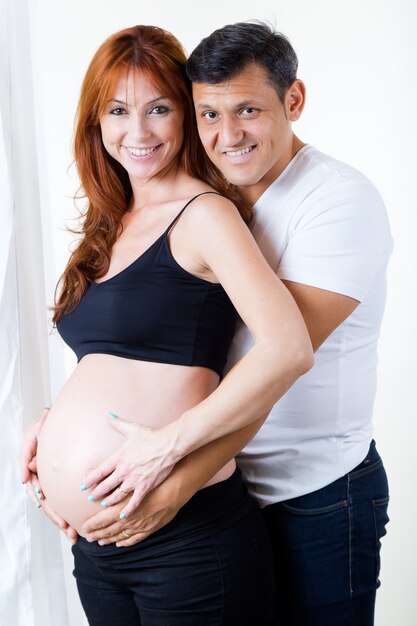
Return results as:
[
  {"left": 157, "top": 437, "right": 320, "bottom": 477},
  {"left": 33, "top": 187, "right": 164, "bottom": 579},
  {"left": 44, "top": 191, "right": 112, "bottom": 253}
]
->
[{"left": 282, "top": 281, "right": 359, "bottom": 351}]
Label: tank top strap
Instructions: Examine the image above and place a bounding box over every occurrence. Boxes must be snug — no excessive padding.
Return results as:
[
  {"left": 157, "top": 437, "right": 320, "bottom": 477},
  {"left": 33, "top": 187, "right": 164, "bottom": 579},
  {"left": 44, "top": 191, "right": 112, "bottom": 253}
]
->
[{"left": 164, "top": 191, "right": 222, "bottom": 235}]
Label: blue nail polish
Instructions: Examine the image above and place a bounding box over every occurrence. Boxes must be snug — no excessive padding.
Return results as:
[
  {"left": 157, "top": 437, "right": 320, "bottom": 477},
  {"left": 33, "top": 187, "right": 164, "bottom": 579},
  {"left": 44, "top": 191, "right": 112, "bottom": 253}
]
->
[
  {"left": 108, "top": 411, "right": 118, "bottom": 420},
  {"left": 88, "top": 495, "right": 95, "bottom": 501},
  {"left": 80, "top": 484, "right": 88, "bottom": 491},
  {"left": 101, "top": 501, "right": 108, "bottom": 507},
  {"left": 34, "top": 486, "right": 40, "bottom": 494},
  {"left": 36, "top": 491, "right": 42, "bottom": 501},
  {"left": 120, "top": 513, "right": 127, "bottom": 519}
]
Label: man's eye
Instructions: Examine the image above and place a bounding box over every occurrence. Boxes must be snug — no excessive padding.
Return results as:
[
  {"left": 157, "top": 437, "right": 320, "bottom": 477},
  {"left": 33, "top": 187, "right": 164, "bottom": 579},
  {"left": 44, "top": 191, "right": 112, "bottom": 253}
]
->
[
  {"left": 110, "top": 107, "right": 126, "bottom": 116},
  {"left": 241, "top": 108, "right": 256, "bottom": 115},
  {"left": 203, "top": 111, "right": 217, "bottom": 121}
]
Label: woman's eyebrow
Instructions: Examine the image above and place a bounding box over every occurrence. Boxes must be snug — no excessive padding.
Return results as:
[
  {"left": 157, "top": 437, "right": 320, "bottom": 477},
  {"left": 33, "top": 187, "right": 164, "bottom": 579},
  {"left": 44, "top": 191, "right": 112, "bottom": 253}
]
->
[{"left": 107, "top": 96, "right": 170, "bottom": 106}]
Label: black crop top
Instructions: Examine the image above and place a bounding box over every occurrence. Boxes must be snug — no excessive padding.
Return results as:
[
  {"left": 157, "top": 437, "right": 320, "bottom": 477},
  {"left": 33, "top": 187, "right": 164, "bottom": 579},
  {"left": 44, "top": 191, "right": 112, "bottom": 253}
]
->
[{"left": 57, "top": 193, "right": 237, "bottom": 377}]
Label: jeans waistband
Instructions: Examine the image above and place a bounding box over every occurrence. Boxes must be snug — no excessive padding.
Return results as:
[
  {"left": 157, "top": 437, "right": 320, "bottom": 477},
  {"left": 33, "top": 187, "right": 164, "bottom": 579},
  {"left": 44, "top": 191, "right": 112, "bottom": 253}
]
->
[{"left": 348, "top": 440, "right": 381, "bottom": 479}]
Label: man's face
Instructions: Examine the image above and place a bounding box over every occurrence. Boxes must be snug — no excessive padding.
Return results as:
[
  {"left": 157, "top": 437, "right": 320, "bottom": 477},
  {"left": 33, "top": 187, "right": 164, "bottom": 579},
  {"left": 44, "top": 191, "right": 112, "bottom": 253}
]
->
[{"left": 192, "top": 63, "right": 300, "bottom": 203}]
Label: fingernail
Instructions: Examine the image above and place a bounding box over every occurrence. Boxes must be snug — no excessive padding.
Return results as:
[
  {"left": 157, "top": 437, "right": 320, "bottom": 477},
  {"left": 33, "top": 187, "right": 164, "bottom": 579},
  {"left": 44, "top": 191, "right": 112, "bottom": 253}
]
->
[
  {"left": 101, "top": 501, "right": 108, "bottom": 507},
  {"left": 36, "top": 491, "right": 43, "bottom": 501},
  {"left": 108, "top": 412, "right": 118, "bottom": 420},
  {"left": 36, "top": 503, "right": 41, "bottom": 509},
  {"left": 88, "top": 495, "right": 95, "bottom": 501},
  {"left": 98, "top": 540, "right": 107, "bottom": 546},
  {"left": 119, "top": 513, "right": 127, "bottom": 519},
  {"left": 80, "top": 484, "right": 88, "bottom": 491}
]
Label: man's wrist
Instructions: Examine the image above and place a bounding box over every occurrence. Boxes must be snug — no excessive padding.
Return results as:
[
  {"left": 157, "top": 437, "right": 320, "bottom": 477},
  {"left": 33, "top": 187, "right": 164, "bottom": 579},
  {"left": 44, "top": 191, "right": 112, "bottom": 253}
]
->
[{"left": 161, "top": 456, "right": 200, "bottom": 509}]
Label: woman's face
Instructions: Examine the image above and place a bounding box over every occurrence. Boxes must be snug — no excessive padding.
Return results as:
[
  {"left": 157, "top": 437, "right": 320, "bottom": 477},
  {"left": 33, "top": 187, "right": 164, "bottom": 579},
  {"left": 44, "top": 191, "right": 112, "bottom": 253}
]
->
[{"left": 100, "top": 71, "right": 184, "bottom": 184}]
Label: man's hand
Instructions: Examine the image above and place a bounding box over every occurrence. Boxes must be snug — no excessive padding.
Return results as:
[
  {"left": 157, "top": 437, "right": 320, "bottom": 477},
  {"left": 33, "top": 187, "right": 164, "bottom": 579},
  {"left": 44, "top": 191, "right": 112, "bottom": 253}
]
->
[{"left": 82, "top": 475, "right": 184, "bottom": 547}]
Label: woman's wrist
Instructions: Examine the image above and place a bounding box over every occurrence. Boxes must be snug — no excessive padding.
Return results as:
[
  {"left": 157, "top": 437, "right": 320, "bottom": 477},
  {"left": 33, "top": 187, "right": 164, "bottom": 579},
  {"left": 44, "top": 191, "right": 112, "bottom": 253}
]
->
[{"left": 164, "top": 412, "right": 194, "bottom": 463}]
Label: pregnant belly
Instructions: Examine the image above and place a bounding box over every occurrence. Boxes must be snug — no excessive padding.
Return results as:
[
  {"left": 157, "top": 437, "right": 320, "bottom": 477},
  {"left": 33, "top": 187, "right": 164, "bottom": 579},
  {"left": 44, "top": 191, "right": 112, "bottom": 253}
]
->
[
  {"left": 36, "top": 354, "right": 232, "bottom": 534},
  {"left": 37, "top": 395, "right": 128, "bottom": 534}
]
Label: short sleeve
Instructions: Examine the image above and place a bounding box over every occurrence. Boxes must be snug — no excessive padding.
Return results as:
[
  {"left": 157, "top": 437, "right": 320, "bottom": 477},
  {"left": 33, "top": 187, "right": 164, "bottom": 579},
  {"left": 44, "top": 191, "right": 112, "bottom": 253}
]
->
[{"left": 277, "top": 179, "right": 393, "bottom": 301}]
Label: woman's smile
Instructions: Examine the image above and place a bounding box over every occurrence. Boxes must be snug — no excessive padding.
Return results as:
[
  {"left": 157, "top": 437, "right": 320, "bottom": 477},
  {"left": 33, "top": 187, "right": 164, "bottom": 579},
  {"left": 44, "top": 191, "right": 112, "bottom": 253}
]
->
[{"left": 123, "top": 144, "right": 162, "bottom": 160}]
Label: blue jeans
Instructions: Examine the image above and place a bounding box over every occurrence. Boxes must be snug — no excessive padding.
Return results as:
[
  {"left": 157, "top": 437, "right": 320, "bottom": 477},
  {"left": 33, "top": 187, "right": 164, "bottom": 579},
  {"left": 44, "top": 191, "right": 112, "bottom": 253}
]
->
[
  {"left": 262, "top": 440, "right": 390, "bottom": 626},
  {"left": 72, "top": 468, "right": 276, "bottom": 625}
]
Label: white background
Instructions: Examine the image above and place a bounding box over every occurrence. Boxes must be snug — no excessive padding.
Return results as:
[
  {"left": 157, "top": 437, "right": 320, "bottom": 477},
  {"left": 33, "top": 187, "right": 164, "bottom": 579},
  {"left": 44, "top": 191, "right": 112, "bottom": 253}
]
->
[{"left": 19, "top": 0, "right": 417, "bottom": 624}]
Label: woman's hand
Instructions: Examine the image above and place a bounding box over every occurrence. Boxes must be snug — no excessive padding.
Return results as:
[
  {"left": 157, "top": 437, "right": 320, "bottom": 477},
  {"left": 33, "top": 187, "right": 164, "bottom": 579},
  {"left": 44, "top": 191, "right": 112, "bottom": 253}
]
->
[
  {"left": 20, "top": 408, "right": 78, "bottom": 544},
  {"left": 81, "top": 413, "right": 182, "bottom": 519},
  {"left": 82, "top": 477, "right": 184, "bottom": 547},
  {"left": 20, "top": 407, "right": 49, "bottom": 493},
  {"left": 37, "top": 495, "right": 78, "bottom": 545},
  {"left": 25, "top": 454, "right": 78, "bottom": 545}
]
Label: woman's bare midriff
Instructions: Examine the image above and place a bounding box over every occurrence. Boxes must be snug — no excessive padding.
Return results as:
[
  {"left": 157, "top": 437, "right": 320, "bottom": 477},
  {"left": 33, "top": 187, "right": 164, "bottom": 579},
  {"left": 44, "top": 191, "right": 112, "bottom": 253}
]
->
[{"left": 36, "top": 354, "right": 236, "bottom": 534}]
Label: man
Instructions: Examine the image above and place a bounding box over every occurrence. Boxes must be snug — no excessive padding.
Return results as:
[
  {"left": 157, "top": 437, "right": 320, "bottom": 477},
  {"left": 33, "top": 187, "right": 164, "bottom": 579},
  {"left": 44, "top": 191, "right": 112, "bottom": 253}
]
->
[
  {"left": 23, "top": 21, "right": 392, "bottom": 626},
  {"left": 185, "top": 21, "right": 393, "bottom": 625}
]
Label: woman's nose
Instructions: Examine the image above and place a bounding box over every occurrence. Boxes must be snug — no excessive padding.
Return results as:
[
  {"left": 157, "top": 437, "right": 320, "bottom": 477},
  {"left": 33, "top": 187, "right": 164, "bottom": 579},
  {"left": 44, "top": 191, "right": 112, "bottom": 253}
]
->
[{"left": 127, "top": 114, "right": 152, "bottom": 143}]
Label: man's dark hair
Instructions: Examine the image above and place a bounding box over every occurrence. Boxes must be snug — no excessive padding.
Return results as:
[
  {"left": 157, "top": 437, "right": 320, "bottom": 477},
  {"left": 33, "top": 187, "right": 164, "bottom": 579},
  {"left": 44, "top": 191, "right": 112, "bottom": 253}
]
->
[{"left": 186, "top": 21, "right": 298, "bottom": 103}]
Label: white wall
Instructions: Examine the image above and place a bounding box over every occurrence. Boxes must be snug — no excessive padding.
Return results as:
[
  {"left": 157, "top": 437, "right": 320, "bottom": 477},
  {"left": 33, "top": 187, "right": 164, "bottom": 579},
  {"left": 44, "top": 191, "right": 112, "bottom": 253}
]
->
[{"left": 28, "top": 1, "right": 417, "bottom": 624}]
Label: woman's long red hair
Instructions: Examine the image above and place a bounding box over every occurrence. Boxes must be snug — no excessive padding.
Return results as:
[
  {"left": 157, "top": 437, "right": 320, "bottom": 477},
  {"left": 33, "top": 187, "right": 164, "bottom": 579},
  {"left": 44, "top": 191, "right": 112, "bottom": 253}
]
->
[{"left": 52, "top": 25, "right": 252, "bottom": 324}]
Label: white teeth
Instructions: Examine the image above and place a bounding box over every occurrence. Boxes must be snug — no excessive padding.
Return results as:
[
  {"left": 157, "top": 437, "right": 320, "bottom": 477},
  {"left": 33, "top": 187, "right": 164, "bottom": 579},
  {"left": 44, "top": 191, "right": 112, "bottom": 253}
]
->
[
  {"left": 226, "top": 146, "right": 253, "bottom": 157},
  {"left": 126, "top": 146, "right": 156, "bottom": 156}
]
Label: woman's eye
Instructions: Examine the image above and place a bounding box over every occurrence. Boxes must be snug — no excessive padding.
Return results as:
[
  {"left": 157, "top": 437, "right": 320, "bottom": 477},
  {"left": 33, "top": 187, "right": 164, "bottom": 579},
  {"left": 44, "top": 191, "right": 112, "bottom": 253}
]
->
[
  {"left": 150, "top": 106, "right": 168, "bottom": 115},
  {"left": 110, "top": 107, "right": 126, "bottom": 116}
]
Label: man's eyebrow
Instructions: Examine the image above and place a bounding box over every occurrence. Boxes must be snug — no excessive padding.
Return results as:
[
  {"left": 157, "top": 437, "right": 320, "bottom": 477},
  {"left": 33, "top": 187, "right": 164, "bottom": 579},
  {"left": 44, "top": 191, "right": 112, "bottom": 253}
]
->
[
  {"left": 195, "top": 99, "right": 259, "bottom": 110},
  {"left": 235, "top": 100, "right": 259, "bottom": 108}
]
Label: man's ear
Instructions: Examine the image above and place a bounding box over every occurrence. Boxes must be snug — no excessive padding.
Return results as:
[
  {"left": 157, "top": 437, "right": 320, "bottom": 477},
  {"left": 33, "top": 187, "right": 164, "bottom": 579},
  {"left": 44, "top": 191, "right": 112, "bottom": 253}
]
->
[{"left": 285, "top": 79, "right": 306, "bottom": 122}]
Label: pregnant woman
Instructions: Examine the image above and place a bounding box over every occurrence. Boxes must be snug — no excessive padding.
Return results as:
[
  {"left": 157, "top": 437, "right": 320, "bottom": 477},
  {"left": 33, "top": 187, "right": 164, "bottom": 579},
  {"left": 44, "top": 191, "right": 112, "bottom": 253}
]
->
[{"left": 21, "top": 25, "right": 313, "bottom": 625}]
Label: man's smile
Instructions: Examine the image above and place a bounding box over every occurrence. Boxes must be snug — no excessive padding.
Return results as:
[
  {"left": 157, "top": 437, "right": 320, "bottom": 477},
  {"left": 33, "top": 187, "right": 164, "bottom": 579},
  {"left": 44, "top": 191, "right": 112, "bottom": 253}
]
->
[{"left": 224, "top": 145, "right": 256, "bottom": 157}]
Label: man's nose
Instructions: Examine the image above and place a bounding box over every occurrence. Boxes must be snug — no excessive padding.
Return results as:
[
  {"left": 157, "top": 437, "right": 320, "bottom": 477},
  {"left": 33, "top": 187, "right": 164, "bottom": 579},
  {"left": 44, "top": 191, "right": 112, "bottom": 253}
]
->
[{"left": 218, "top": 118, "right": 244, "bottom": 148}]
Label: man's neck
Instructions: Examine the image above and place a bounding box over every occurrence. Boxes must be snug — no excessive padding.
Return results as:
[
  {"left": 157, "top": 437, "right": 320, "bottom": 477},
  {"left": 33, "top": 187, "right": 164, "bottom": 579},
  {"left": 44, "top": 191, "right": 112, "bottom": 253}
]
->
[{"left": 240, "top": 135, "right": 306, "bottom": 205}]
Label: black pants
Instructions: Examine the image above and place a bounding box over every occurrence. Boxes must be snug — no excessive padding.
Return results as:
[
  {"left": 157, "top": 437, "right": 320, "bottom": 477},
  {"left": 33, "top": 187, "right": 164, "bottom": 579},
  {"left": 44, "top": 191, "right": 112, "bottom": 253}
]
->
[{"left": 72, "top": 468, "right": 276, "bottom": 625}]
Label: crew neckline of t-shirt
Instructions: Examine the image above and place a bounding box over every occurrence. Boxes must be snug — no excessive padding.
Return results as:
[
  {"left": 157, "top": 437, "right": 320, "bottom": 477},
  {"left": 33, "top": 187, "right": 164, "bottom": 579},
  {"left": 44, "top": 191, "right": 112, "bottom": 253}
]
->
[{"left": 254, "top": 144, "right": 313, "bottom": 213}]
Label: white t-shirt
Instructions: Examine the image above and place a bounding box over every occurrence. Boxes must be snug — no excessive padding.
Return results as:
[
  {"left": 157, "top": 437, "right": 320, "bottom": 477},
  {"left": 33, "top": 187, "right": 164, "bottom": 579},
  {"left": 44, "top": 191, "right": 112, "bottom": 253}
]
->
[{"left": 226, "top": 145, "right": 393, "bottom": 507}]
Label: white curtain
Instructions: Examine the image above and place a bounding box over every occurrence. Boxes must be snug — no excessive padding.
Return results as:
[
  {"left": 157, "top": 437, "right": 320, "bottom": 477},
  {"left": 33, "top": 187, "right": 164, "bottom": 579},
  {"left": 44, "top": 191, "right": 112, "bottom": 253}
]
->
[{"left": 0, "top": 1, "right": 70, "bottom": 624}]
